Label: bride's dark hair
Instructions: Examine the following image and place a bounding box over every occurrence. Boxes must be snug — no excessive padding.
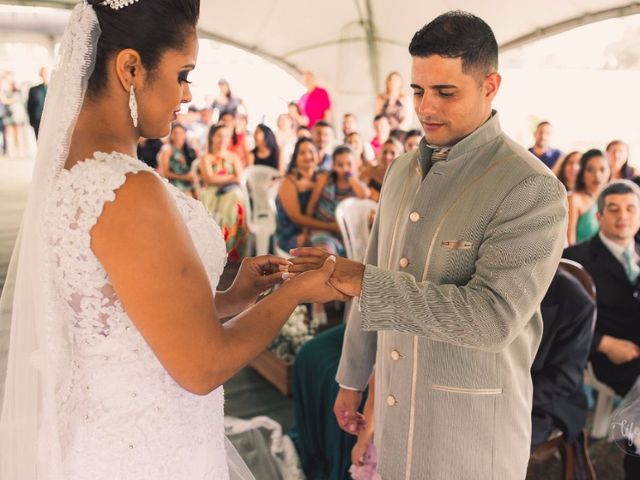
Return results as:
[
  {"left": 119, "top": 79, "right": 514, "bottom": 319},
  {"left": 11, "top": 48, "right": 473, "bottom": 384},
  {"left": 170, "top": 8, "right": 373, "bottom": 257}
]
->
[{"left": 86, "top": 0, "right": 200, "bottom": 96}]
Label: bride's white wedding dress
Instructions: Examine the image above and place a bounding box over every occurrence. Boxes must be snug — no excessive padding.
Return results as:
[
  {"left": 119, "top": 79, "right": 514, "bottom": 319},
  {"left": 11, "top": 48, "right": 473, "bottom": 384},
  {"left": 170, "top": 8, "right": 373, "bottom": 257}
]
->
[{"left": 45, "top": 151, "right": 230, "bottom": 479}]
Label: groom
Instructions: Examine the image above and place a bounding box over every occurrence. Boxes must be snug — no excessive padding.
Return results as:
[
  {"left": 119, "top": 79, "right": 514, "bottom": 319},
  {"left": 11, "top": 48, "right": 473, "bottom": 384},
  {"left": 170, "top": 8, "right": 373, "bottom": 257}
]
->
[{"left": 291, "top": 11, "right": 567, "bottom": 479}]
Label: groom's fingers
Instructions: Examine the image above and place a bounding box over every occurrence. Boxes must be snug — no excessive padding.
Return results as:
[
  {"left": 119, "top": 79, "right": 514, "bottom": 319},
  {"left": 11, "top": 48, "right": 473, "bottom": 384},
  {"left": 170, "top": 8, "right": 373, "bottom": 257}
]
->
[{"left": 289, "top": 247, "right": 328, "bottom": 257}]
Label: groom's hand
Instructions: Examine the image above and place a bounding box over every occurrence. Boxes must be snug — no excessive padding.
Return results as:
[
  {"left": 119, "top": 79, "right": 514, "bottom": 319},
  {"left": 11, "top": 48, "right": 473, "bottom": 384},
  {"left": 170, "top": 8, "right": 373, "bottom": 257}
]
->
[
  {"left": 288, "top": 247, "right": 364, "bottom": 297},
  {"left": 334, "top": 387, "right": 365, "bottom": 435}
]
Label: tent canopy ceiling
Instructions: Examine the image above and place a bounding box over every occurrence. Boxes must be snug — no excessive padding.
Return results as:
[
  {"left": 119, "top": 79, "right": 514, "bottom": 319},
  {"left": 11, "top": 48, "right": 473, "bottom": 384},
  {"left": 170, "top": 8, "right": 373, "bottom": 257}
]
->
[{"left": 1, "top": 0, "right": 638, "bottom": 120}]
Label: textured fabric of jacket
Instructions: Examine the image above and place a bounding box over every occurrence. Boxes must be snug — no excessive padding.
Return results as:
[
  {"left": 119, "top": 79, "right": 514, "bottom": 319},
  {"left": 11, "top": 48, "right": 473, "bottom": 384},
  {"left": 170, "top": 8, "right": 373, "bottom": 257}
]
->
[{"left": 336, "top": 113, "right": 568, "bottom": 480}]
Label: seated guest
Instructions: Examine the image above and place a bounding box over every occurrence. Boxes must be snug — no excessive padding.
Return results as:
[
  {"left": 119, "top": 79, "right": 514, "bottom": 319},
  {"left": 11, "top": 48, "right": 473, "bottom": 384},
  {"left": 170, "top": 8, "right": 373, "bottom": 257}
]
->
[
  {"left": 199, "top": 124, "right": 247, "bottom": 260},
  {"left": 369, "top": 115, "right": 390, "bottom": 158},
  {"left": 531, "top": 269, "right": 595, "bottom": 475},
  {"left": 563, "top": 180, "right": 640, "bottom": 480},
  {"left": 360, "top": 138, "right": 404, "bottom": 201},
  {"left": 275, "top": 138, "right": 340, "bottom": 253},
  {"left": 297, "top": 124, "right": 312, "bottom": 139},
  {"left": 305, "top": 145, "right": 370, "bottom": 324},
  {"left": 403, "top": 129, "right": 422, "bottom": 152},
  {"left": 529, "top": 121, "right": 563, "bottom": 169},
  {"left": 291, "top": 323, "right": 367, "bottom": 480},
  {"left": 248, "top": 123, "right": 281, "bottom": 172},
  {"left": 313, "top": 120, "right": 335, "bottom": 172},
  {"left": 156, "top": 122, "right": 197, "bottom": 197},
  {"left": 276, "top": 113, "right": 297, "bottom": 171},
  {"left": 307, "top": 146, "right": 370, "bottom": 256},
  {"left": 567, "top": 149, "right": 610, "bottom": 245},
  {"left": 342, "top": 113, "right": 358, "bottom": 140},
  {"left": 553, "top": 151, "right": 581, "bottom": 193},
  {"left": 607, "top": 140, "right": 636, "bottom": 181},
  {"left": 345, "top": 131, "right": 375, "bottom": 171}
]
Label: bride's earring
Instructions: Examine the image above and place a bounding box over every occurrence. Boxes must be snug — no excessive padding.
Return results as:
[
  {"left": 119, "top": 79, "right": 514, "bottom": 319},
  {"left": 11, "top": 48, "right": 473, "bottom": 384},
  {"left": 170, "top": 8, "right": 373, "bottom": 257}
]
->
[{"left": 129, "top": 85, "right": 139, "bottom": 128}]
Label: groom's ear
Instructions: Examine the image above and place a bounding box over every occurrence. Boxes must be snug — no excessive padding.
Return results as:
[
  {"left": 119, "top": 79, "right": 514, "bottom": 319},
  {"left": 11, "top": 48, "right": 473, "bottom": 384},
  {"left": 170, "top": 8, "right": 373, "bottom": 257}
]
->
[{"left": 114, "top": 48, "right": 143, "bottom": 92}]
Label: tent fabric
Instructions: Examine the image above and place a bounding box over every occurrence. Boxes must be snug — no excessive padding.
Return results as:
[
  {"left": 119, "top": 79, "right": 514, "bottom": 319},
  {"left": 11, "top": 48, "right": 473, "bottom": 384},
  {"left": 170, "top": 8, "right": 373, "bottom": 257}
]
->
[{"left": 0, "top": 1, "right": 637, "bottom": 122}]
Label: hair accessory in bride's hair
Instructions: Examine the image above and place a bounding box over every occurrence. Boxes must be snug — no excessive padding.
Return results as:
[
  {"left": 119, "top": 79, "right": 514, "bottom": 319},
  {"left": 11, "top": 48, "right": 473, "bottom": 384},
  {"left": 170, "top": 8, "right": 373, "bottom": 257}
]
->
[{"left": 99, "top": 0, "right": 140, "bottom": 10}]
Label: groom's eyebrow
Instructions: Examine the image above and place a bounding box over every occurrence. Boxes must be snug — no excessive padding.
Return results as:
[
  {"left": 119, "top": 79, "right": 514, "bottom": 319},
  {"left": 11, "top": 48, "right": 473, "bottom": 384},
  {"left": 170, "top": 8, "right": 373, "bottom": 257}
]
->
[{"left": 182, "top": 64, "right": 196, "bottom": 70}]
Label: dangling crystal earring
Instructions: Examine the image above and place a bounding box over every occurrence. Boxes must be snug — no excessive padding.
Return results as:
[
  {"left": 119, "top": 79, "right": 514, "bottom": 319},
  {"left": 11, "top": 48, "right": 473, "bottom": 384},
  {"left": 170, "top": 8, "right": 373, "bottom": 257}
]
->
[{"left": 129, "top": 85, "right": 138, "bottom": 128}]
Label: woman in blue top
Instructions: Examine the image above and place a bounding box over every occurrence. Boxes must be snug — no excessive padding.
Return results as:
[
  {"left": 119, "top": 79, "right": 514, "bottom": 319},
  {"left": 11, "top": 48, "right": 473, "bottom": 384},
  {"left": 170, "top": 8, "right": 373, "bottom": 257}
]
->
[{"left": 276, "top": 138, "right": 340, "bottom": 252}]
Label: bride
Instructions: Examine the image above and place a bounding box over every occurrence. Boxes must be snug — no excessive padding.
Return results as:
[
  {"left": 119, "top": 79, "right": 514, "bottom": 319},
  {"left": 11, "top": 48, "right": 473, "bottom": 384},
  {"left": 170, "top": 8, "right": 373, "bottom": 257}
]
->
[{"left": 0, "top": 1, "right": 347, "bottom": 478}]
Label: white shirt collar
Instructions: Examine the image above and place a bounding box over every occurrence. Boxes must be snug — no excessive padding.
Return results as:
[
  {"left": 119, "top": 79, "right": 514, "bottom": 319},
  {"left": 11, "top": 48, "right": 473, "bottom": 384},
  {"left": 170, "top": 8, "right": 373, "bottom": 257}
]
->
[{"left": 598, "top": 231, "right": 639, "bottom": 266}]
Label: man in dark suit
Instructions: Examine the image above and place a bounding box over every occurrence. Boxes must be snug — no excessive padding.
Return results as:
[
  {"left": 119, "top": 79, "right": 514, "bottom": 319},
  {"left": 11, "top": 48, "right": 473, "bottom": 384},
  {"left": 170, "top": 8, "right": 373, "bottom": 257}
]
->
[
  {"left": 563, "top": 179, "right": 640, "bottom": 479},
  {"left": 532, "top": 270, "right": 594, "bottom": 450},
  {"left": 27, "top": 67, "right": 48, "bottom": 138}
]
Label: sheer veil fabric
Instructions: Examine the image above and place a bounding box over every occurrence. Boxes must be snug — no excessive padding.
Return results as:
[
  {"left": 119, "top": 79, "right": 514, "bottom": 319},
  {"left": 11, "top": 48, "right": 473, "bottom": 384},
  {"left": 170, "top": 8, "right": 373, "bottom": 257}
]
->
[{"left": 0, "top": 2, "right": 253, "bottom": 478}]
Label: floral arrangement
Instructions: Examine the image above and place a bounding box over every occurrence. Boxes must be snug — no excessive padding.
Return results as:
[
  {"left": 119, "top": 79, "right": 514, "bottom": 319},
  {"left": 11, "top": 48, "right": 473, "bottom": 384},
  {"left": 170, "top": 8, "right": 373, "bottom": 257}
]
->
[{"left": 268, "top": 305, "right": 319, "bottom": 364}]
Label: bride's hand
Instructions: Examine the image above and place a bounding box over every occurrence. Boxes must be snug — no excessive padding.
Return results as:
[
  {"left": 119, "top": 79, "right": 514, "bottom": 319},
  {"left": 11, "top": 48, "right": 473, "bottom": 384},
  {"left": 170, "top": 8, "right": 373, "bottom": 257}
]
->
[
  {"left": 284, "top": 256, "right": 351, "bottom": 304},
  {"left": 227, "top": 255, "right": 291, "bottom": 308}
]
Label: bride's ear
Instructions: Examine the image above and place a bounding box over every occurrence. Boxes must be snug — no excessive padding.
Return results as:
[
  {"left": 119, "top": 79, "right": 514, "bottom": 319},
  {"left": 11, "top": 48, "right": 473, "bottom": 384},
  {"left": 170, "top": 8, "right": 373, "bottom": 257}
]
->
[{"left": 114, "top": 49, "right": 143, "bottom": 92}]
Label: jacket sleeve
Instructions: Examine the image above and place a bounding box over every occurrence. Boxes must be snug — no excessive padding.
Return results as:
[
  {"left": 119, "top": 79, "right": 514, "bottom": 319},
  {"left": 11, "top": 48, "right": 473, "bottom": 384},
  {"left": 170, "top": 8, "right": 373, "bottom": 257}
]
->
[
  {"left": 533, "top": 296, "right": 594, "bottom": 408},
  {"left": 358, "top": 174, "right": 568, "bottom": 353},
  {"left": 335, "top": 197, "right": 380, "bottom": 391}
]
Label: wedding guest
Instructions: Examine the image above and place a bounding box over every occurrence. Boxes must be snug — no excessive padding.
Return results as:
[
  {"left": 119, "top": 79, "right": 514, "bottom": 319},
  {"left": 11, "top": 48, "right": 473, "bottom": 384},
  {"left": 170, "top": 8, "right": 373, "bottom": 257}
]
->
[
  {"left": 0, "top": 73, "right": 28, "bottom": 158},
  {"left": 307, "top": 145, "right": 370, "bottom": 256},
  {"left": 276, "top": 113, "right": 297, "bottom": 171},
  {"left": 346, "top": 131, "right": 375, "bottom": 172},
  {"left": 342, "top": 113, "right": 358, "bottom": 140},
  {"left": 374, "top": 71, "right": 408, "bottom": 131},
  {"left": 275, "top": 138, "right": 339, "bottom": 252},
  {"left": 298, "top": 70, "right": 332, "bottom": 127},
  {"left": 529, "top": 121, "right": 563, "bottom": 169},
  {"left": 370, "top": 115, "right": 390, "bottom": 158},
  {"left": 306, "top": 145, "right": 370, "bottom": 324},
  {"left": 553, "top": 151, "right": 581, "bottom": 193},
  {"left": 27, "top": 66, "right": 48, "bottom": 138},
  {"left": 567, "top": 149, "right": 611, "bottom": 245},
  {"left": 199, "top": 124, "right": 247, "bottom": 260},
  {"left": 211, "top": 78, "right": 242, "bottom": 117},
  {"left": 297, "top": 125, "right": 312, "bottom": 139},
  {"left": 360, "top": 137, "right": 404, "bottom": 201},
  {"left": 607, "top": 140, "right": 636, "bottom": 181},
  {"left": 403, "top": 129, "right": 422, "bottom": 152},
  {"left": 156, "top": 122, "right": 197, "bottom": 196},
  {"left": 313, "top": 120, "right": 335, "bottom": 171},
  {"left": 248, "top": 123, "right": 280, "bottom": 171}
]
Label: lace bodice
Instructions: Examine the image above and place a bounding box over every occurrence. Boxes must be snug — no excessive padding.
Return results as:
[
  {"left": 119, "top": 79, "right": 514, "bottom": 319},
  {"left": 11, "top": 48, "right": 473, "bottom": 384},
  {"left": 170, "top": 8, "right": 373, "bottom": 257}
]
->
[{"left": 44, "top": 152, "right": 229, "bottom": 479}]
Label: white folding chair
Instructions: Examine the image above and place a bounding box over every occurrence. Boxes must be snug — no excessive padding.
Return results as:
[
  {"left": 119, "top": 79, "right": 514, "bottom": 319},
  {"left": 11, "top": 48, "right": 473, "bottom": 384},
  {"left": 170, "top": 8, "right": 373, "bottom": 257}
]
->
[
  {"left": 240, "top": 165, "right": 282, "bottom": 256},
  {"left": 584, "top": 362, "right": 621, "bottom": 438},
  {"left": 335, "top": 198, "right": 378, "bottom": 262}
]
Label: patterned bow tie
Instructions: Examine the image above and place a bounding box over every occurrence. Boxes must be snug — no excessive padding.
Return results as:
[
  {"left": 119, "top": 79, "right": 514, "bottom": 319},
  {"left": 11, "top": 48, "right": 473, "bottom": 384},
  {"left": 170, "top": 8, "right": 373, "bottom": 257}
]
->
[{"left": 430, "top": 147, "right": 451, "bottom": 162}]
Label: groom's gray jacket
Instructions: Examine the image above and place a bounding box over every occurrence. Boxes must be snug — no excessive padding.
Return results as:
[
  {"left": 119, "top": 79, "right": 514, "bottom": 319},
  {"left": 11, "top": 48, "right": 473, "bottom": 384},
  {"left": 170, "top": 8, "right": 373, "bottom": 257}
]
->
[{"left": 336, "top": 113, "right": 567, "bottom": 480}]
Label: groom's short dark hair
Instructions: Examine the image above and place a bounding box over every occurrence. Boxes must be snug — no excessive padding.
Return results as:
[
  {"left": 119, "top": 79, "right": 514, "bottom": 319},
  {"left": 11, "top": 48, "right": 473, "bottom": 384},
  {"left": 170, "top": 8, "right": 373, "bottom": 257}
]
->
[{"left": 409, "top": 11, "right": 498, "bottom": 77}]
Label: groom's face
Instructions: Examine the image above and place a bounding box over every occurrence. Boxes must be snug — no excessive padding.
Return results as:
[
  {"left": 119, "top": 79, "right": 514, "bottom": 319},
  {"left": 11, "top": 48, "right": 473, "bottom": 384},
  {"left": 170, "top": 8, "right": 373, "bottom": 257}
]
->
[{"left": 411, "top": 55, "right": 500, "bottom": 147}]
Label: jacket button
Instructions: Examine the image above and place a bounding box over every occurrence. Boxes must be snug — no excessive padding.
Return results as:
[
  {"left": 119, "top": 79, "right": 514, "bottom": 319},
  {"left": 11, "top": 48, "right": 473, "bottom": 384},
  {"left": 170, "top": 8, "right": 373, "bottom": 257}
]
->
[
  {"left": 399, "top": 257, "right": 409, "bottom": 268},
  {"left": 387, "top": 394, "right": 397, "bottom": 406},
  {"left": 391, "top": 350, "right": 401, "bottom": 360},
  {"left": 409, "top": 212, "right": 420, "bottom": 223}
]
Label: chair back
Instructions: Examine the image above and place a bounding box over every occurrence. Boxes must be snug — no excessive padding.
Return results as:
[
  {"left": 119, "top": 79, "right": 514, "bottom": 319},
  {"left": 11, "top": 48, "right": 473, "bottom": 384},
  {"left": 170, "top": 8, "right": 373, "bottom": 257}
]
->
[
  {"left": 558, "top": 258, "right": 597, "bottom": 333},
  {"left": 240, "top": 166, "right": 282, "bottom": 247},
  {"left": 335, "top": 198, "right": 378, "bottom": 262}
]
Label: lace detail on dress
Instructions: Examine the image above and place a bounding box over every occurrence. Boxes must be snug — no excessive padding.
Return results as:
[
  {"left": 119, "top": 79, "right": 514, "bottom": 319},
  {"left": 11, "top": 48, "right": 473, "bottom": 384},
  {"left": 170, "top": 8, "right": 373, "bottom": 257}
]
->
[{"left": 44, "top": 152, "right": 230, "bottom": 479}]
